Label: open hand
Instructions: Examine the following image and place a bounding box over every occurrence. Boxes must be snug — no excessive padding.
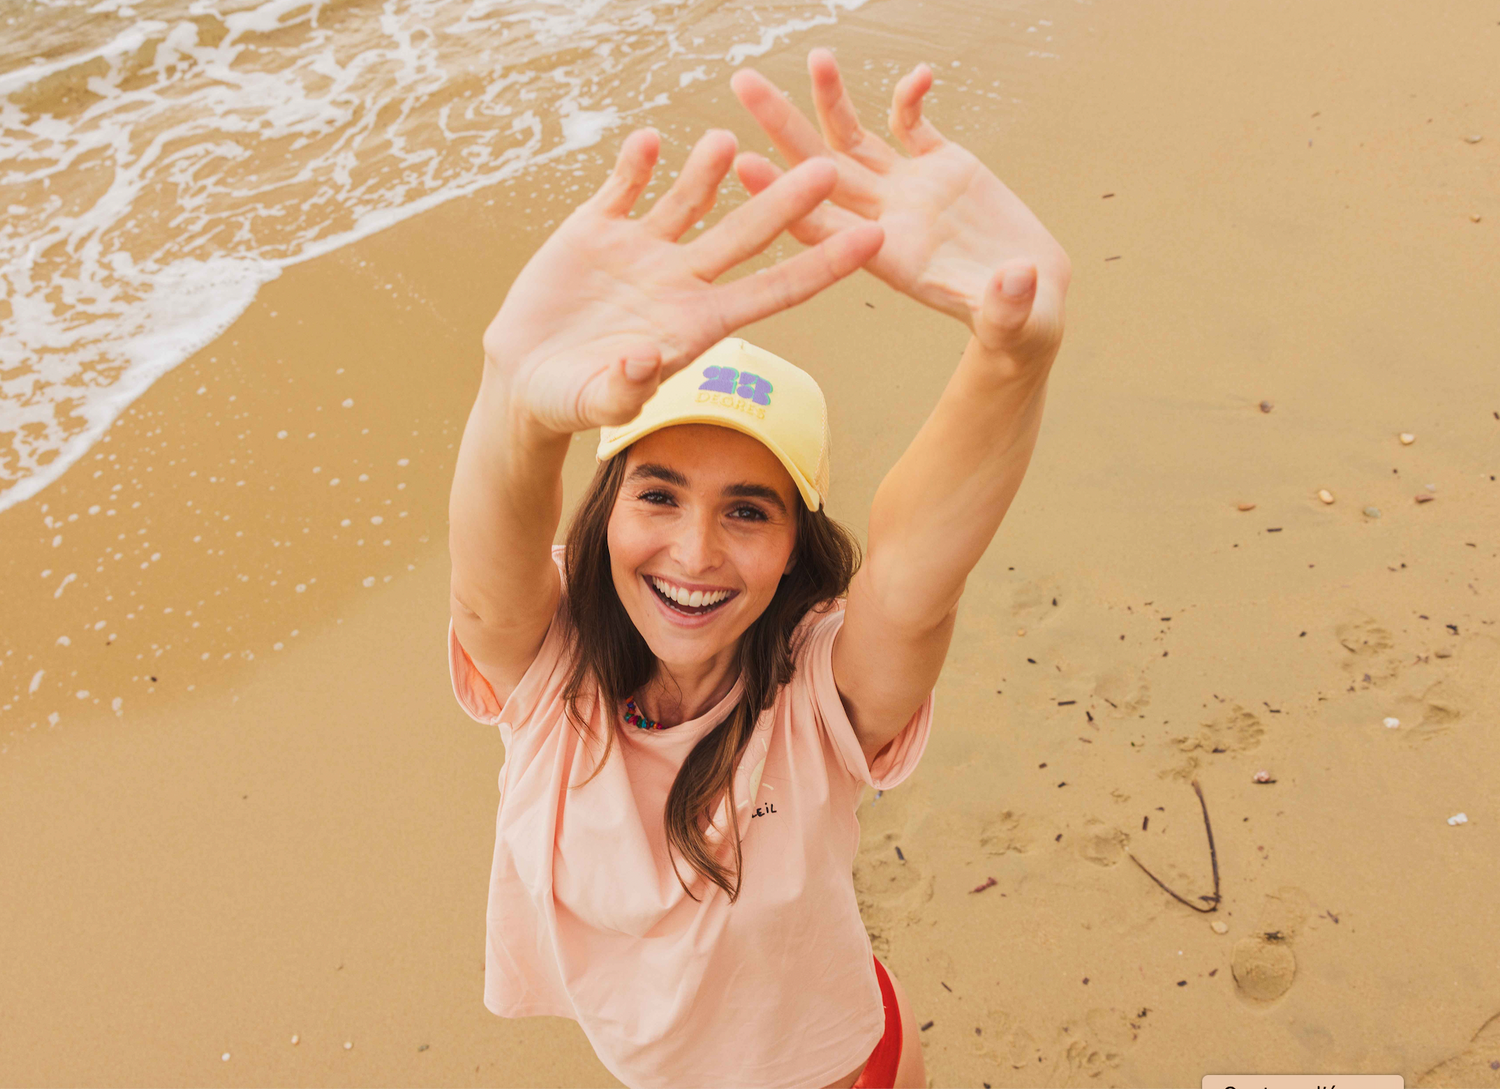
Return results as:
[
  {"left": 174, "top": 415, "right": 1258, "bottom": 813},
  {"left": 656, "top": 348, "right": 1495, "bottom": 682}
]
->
[
  {"left": 483, "top": 127, "right": 884, "bottom": 436},
  {"left": 731, "top": 50, "right": 1070, "bottom": 367}
]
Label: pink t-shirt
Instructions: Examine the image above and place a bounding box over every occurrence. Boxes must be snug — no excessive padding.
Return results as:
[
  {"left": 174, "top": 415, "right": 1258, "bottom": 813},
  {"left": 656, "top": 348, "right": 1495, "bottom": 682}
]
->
[{"left": 447, "top": 548, "right": 933, "bottom": 1089}]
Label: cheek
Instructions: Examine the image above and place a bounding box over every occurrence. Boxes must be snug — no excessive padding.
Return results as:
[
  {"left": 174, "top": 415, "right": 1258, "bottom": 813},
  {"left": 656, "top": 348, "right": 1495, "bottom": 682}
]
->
[
  {"left": 736, "top": 534, "right": 796, "bottom": 599},
  {"left": 606, "top": 508, "right": 661, "bottom": 579}
]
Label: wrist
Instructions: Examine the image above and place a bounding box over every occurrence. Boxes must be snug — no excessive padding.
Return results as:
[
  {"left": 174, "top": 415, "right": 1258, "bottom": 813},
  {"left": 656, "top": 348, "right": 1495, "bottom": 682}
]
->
[{"left": 477, "top": 357, "right": 574, "bottom": 452}]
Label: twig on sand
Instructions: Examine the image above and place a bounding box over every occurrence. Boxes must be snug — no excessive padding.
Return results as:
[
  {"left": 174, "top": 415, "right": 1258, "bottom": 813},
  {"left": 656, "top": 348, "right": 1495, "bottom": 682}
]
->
[{"left": 1124, "top": 779, "right": 1221, "bottom": 913}]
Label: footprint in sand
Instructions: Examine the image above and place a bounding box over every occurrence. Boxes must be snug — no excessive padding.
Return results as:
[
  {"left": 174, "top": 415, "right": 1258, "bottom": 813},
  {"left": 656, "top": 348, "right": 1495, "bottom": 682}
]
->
[
  {"left": 971, "top": 1007, "right": 1039, "bottom": 1071},
  {"left": 1052, "top": 1007, "right": 1138, "bottom": 1083},
  {"left": 854, "top": 830, "right": 933, "bottom": 959},
  {"left": 1171, "top": 703, "right": 1265, "bottom": 755},
  {"left": 1414, "top": 1009, "right": 1500, "bottom": 1087},
  {"left": 978, "top": 809, "right": 1041, "bottom": 857},
  {"left": 1009, "top": 579, "right": 1065, "bottom": 628},
  {"left": 1230, "top": 886, "right": 1315, "bottom": 1004},
  {"left": 1391, "top": 678, "right": 1468, "bottom": 745},
  {"left": 1076, "top": 818, "right": 1127, "bottom": 867},
  {"left": 1092, "top": 664, "right": 1151, "bottom": 716},
  {"left": 1335, "top": 613, "right": 1402, "bottom": 687}
]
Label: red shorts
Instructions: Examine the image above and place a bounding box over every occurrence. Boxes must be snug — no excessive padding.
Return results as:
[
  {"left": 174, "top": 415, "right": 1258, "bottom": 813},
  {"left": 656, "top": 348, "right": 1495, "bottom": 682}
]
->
[{"left": 851, "top": 956, "right": 902, "bottom": 1089}]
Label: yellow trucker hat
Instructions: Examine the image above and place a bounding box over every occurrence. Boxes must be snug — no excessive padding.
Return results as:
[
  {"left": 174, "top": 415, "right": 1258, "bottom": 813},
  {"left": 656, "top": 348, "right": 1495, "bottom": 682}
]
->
[{"left": 596, "top": 338, "right": 830, "bottom": 511}]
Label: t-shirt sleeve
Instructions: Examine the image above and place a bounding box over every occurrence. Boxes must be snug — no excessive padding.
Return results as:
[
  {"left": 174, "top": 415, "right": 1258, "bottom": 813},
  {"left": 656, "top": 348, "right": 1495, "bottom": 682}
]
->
[
  {"left": 446, "top": 545, "right": 570, "bottom": 735},
  {"left": 799, "top": 604, "right": 933, "bottom": 790}
]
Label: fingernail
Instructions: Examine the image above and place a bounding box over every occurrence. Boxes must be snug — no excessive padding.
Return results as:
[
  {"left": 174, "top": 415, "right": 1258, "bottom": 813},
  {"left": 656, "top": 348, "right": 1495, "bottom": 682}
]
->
[{"left": 1001, "top": 267, "right": 1035, "bottom": 298}]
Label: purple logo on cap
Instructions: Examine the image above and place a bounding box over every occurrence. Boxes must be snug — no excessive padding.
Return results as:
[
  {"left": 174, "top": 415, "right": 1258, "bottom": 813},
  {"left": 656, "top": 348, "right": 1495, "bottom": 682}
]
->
[{"left": 699, "top": 365, "right": 772, "bottom": 406}]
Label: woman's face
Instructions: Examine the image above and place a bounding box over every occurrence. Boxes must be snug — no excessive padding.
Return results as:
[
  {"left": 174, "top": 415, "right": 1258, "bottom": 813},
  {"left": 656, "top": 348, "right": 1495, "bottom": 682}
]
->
[{"left": 608, "top": 424, "right": 799, "bottom": 673}]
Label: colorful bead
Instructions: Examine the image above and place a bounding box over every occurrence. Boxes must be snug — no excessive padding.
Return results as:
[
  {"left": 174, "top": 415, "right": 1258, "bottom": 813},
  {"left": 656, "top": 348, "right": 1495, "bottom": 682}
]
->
[{"left": 623, "top": 697, "right": 668, "bottom": 730}]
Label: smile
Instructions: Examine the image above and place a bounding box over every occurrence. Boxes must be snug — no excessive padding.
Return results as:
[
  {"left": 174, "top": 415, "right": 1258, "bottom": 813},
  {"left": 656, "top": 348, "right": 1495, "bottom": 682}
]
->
[{"left": 645, "top": 575, "right": 738, "bottom": 617}]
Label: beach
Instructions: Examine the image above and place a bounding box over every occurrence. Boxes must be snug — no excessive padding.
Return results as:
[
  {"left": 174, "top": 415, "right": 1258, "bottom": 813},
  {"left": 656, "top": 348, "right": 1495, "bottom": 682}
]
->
[{"left": 2, "top": 0, "right": 1498, "bottom": 1085}]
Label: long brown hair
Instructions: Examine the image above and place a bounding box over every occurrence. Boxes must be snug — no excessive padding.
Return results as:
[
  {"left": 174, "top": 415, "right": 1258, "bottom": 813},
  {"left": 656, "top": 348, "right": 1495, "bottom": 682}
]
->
[{"left": 560, "top": 449, "right": 859, "bottom": 902}]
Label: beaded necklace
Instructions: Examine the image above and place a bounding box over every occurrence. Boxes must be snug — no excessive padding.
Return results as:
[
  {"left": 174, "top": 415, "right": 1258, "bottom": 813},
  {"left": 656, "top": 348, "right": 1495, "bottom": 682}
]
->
[{"left": 622, "top": 696, "right": 670, "bottom": 731}]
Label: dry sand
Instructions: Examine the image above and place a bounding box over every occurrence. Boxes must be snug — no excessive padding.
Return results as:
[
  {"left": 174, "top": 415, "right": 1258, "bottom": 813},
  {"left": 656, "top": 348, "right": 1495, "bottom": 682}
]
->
[{"left": 3, "top": 0, "right": 1498, "bottom": 1085}]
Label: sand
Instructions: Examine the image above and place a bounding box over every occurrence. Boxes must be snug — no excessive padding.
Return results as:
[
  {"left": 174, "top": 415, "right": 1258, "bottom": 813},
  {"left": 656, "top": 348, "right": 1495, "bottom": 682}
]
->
[{"left": 3, "top": 0, "right": 1498, "bottom": 1085}]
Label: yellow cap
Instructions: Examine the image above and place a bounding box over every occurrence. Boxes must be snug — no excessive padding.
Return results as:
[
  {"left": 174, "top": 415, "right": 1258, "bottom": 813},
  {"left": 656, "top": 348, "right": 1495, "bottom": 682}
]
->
[{"left": 597, "top": 338, "right": 830, "bottom": 510}]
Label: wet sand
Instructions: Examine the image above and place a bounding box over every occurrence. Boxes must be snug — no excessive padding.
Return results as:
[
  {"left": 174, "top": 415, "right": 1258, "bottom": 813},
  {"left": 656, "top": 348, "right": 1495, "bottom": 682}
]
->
[{"left": 3, "top": 0, "right": 1498, "bottom": 1085}]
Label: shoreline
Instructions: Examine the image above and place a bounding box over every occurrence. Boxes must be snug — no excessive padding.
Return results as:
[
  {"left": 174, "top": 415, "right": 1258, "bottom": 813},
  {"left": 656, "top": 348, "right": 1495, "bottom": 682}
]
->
[{"left": 4, "top": 1, "right": 1498, "bottom": 1085}]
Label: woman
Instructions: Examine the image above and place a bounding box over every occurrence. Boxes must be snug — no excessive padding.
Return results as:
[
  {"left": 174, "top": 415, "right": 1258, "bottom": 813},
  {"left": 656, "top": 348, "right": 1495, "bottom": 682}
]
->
[{"left": 447, "top": 50, "right": 1069, "bottom": 1089}]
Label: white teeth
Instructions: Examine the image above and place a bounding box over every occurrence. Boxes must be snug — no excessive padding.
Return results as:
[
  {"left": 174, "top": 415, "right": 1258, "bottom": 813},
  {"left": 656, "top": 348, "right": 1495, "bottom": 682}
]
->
[{"left": 650, "top": 577, "right": 730, "bottom": 609}]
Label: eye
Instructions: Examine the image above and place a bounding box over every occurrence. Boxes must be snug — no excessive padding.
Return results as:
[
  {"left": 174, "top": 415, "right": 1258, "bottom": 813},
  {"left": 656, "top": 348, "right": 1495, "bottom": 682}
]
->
[
  {"left": 729, "top": 504, "right": 769, "bottom": 522},
  {"left": 636, "top": 489, "right": 675, "bottom": 505}
]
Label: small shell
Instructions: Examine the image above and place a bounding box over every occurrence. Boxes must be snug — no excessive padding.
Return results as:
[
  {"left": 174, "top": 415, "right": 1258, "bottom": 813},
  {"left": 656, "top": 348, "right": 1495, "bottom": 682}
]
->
[
  {"left": 1447, "top": 813, "right": 1468, "bottom": 826},
  {"left": 1259, "top": 400, "right": 1274, "bottom": 413},
  {"left": 1464, "top": 134, "right": 1483, "bottom": 143},
  {"left": 1363, "top": 506, "right": 1382, "bottom": 518},
  {"left": 1016, "top": 628, "right": 1026, "bottom": 636},
  {"left": 1399, "top": 432, "right": 1416, "bottom": 445},
  {"left": 291, "top": 1035, "right": 299, "bottom": 1045},
  {"left": 1237, "top": 501, "right": 1256, "bottom": 512},
  {"left": 344, "top": 1041, "right": 354, "bottom": 1050},
  {"left": 1253, "top": 769, "right": 1273, "bottom": 783},
  {"left": 1415, "top": 493, "right": 1435, "bottom": 504},
  {"left": 1211, "top": 921, "right": 1229, "bottom": 934},
  {"left": 1317, "top": 489, "right": 1334, "bottom": 504},
  {"left": 221, "top": 1054, "right": 231, "bottom": 1062},
  {"left": 1383, "top": 717, "right": 1400, "bottom": 728},
  {"left": 1473, "top": 214, "right": 1484, "bottom": 223}
]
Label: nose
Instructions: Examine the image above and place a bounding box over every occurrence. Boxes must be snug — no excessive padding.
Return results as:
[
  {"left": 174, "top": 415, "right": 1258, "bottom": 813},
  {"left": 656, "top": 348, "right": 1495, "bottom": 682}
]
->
[{"left": 670, "top": 507, "right": 724, "bottom": 577}]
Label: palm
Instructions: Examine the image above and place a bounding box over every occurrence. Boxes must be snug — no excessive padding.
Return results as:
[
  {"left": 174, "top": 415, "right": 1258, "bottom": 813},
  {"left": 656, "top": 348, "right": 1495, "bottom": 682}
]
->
[
  {"left": 484, "top": 128, "right": 882, "bottom": 435},
  {"left": 731, "top": 52, "right": 1070, "bottom": 360}
]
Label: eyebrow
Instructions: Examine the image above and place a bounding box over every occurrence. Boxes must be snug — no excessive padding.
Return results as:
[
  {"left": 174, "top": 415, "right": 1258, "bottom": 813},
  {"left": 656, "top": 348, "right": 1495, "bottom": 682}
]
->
[{"left": 626, "top": 463, "right": 789, "bottom": 515}]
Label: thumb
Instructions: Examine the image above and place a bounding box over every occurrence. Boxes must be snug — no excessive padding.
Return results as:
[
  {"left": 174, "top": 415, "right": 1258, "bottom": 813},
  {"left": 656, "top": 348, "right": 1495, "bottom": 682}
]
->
[
  {"left": 587, "top": 343, "right": 664, "bottom": 426},
  {"left": 978, "top": 261, "right": 1036, "bottom": 346}
]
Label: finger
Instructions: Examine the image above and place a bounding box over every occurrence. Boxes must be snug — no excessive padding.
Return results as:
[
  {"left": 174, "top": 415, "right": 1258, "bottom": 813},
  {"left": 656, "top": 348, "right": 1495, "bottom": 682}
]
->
[
  {"left": 682, "top": 157, "right": 839, "bottom": 281},
  {"left": 888, "top": 64, "right": 946, "bottom": 156},
  {"left": 807, "top": 48, "right": 900, "bottom": 171},
  {"left": 713, "top": 222, "right": 884, "bottom": 331},
  {"left": 586, "top": 128, "right": 661, "bottom": 218},
  {"left": 978, "top": 261, "right": 1036, "bottom": 343},
  {"left": 639, "top": 129, "right": 737, "bottom": 241},
  {"left": 734, "top": 152, "right": 861, "bottom": 247},
  {"left": 729, "top": 67, "right": 830, "bottom": 166},
  {"left": 580, "top": 342, "right": 665, "bottom": 426}
]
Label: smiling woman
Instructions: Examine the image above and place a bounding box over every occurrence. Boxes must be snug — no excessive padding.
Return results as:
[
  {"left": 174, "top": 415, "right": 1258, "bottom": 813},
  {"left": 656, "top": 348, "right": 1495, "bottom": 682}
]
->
[{"left": 445, "top": 47, "right": 1067, "bottom": 1089}]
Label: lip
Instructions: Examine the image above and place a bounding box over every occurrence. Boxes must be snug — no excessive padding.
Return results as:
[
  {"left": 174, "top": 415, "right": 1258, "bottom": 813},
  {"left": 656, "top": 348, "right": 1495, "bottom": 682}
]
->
[{"left": 641, "top": 574, "right": 739, "bottom": 627}]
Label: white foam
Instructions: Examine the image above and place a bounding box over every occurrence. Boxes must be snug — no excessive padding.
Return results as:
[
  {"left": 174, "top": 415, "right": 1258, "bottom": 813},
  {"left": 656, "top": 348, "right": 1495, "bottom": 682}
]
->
[{"left": 0, "top": 0, "right": 881, "bottom": 514}]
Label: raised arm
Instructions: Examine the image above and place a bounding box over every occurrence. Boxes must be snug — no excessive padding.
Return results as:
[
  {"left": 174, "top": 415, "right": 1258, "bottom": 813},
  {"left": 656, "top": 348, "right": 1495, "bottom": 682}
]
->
[
  {"left": 731, "top": 52, "right": 1071, "bottom": 764},
  {"left": 449, "top": 126, "right": 884, "bottom": 705}
]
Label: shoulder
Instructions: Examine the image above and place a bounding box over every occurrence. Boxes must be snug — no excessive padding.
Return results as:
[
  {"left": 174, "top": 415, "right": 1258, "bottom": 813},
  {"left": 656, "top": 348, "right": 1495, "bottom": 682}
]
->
[{"left": 448, "top": 545, "right": 580, "bottom": 727}]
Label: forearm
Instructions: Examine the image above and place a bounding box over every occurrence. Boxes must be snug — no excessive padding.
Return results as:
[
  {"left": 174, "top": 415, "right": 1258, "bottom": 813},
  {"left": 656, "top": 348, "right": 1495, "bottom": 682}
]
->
[
  {"left": 862, "top": 335, "right": 1052, "bottom": 632},
  {"left": 448, "top": 359, "right": 571, "bottom": 628}
]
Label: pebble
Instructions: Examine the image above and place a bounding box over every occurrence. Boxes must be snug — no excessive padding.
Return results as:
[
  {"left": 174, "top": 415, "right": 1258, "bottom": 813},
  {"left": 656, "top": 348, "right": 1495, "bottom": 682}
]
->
[
  {"left": 1259, "top": 400, "right": 1274, "bottom": 413},
  {"left": 1016, "top": 628, "right": 1026, "bottom": 636},
  {"left": 1211, "top": 921, "right": 1229, "bottom": 934},
  {"left": 1435, "top": 649, "right": 1452, "bottom": 659},
  {"left": 1473, "top": 214, "right": 1484, "bottom": 223},
  {"left": 1253, "top": 769, "right": 1274, "bottom": 783},
  {"left": 1447, "top": 813, "right": 1468, "bottom": 826},
  {"left": 291, "top": 1035, "right": 299, "bottom": 1045},
  {"left": 1318, "top": 489, "right": 1334, "bottom": 504},
  {"left": 1399, "top": 432, "right": 1415, "bottom": 445},
  {"left": 1383, "top": 717, "right": 1400, "bottom": 728},
  {"left": 344, "top": 1041, "right": 353, "bottom": 1050},
  {"left": 1363, "top": 506, "right": 1381, "bottom": 518},
  {"left": 1464, "top": 134, "right": 1483, "bottom": 143},
  {"left": 1237, "top": 501, "right": 1256, "bottom": 511},
  {"left": 1415, "top": 493, "right": 1434, "bottom": 504},
  {"left": 221, "top": 1053, "right": 231, "bottom": 1062}
]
